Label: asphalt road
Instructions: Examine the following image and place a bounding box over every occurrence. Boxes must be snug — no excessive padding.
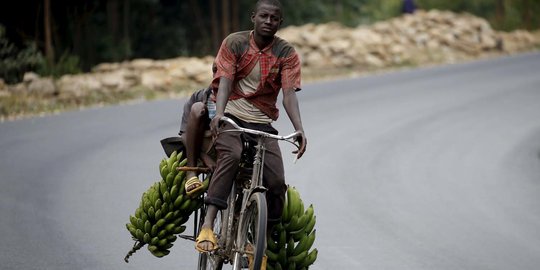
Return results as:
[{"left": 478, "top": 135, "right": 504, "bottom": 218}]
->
[{"left": 1, "top": 52, "right": 539, "bottom": 270}]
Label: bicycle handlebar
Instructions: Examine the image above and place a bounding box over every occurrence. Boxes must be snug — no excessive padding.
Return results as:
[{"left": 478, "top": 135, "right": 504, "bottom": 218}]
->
[{"left": 219, "top": 116, "right": 301, "bottom": 142}]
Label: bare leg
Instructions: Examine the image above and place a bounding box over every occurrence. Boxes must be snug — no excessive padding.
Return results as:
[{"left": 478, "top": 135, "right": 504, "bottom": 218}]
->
[
  {"left": 196, "top": 204, "right": 219, "bottom": 251},
  {"left": 185, "top": 102, "right": 207, "bottom": 192}
]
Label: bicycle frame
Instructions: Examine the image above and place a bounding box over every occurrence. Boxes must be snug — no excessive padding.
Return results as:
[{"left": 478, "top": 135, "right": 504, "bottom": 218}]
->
[{"left": 197, "top": 116, "right": 300, "bottom": 269}]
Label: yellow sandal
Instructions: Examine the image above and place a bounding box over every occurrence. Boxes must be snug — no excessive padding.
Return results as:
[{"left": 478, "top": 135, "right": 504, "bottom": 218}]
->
[
  {"left": 195, "top": 227, "right": 218, "bottom": 253},
  {"left": 185, "top": 176, "right": 204, "bottom": 197}
]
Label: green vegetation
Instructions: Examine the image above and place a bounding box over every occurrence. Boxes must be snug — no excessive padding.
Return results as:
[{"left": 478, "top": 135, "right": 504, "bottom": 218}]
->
[{"left": 1, "top": 0, "right": 538, "bottom": 83}]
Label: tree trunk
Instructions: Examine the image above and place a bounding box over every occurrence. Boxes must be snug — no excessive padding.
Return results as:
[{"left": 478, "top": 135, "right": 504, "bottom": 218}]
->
[
  {"left": 232, "top": 0, "right": 239, "bottom": 32},
  {"left": 44, "top": 0, "right": 54, "bottom": 66},
  {"left": 221, "top": 0, "right": 230, "bottom": 39},
  {"left": 210, "top": 0, "right": 220, "bottom": 52},
  {"left": 108, "top": 0, "right": 120, "bottom": 39},
  {"left": 523, "top": 0, "right": 531, "bottom": 30},
  {"left": 495, "top": 0, "right": 505, "bottom": 29},
  {"left": 189, "top": 0, "right": 210, "bottom": 53},
  {"left": 122, "top": 0, "right": 131, "bottom": 59}
]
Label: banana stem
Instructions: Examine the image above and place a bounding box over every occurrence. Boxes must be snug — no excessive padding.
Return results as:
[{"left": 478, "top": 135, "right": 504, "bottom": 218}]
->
[{"left": 124, "top": 241, "right": 145, "bottom": 263}]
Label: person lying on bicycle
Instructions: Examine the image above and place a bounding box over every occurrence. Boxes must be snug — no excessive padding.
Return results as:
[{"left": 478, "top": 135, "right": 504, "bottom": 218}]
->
[{"left": 196, "top": 0, "right": 307, "bottom": 255}]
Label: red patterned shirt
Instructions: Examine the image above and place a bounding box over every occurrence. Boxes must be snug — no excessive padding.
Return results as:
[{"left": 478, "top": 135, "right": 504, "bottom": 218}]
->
[{"left": 212, "top": 31, "right": 302, "bottom": 121}]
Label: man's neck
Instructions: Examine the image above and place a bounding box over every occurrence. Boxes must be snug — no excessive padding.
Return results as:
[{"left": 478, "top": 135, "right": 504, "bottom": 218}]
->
[{"left": 253, "top": 32, "right": 274, "bottom": 51}]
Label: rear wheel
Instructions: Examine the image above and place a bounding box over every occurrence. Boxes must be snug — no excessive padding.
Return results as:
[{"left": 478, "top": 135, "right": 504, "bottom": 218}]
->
[{"left": 233, "top": 192, "right": 267, "bottom": 270}]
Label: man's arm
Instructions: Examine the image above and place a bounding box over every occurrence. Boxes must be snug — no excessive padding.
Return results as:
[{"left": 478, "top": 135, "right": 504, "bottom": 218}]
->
[
  {"left": 282, "top": 87, "right": 307, "bottom": 159},
  {"left": 210, "top": 77, "right": 233, "bottom": 136}
]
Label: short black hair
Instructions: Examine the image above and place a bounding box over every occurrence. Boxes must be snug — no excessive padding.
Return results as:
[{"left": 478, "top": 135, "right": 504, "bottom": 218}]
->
[{"left": 254, "top": 0, "right": 283, "bottom": 13}]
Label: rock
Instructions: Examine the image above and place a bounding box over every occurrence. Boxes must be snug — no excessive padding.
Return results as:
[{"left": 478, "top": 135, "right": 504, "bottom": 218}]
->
[
  {"left": 56, "top": 74, "right": 102, "bottom": 99},
  {"left": 27, "top": 77, "right": 56, "bottom": 97},
  {"left": 23, "top": 72, "right": 40, "bottom": 83}
]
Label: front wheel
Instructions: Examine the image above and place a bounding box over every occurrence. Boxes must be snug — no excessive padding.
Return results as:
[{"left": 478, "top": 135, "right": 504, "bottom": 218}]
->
[{"left": 234, "top": 192, "right": 267, "bottom": 270}]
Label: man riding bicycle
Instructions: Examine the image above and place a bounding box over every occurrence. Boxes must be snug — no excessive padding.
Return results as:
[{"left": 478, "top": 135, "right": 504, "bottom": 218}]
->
[{"left": 195, "top": 0, "right": 307, "bottom": 261}]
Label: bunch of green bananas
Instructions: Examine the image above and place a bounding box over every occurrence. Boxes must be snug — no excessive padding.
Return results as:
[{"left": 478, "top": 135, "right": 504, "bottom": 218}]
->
[
  {"left": 266, "top": 186, "right": 318, "bottom": 270},
  {"left": 124, "top": 150, "right": 208, "bottom": 262}
]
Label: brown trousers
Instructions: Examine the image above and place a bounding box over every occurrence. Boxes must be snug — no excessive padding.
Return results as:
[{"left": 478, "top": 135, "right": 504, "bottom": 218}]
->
[{"left": 204, "top": 121, "right": 287, "bottom": 222}]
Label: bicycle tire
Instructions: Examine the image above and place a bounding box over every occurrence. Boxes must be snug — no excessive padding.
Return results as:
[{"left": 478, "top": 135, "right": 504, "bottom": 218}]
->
[
  {"left": 197, "top": 206, "right": 224, "bottom": 270},
  {"left": 234, "top": 192, "right": 267, "bottom": 270}
]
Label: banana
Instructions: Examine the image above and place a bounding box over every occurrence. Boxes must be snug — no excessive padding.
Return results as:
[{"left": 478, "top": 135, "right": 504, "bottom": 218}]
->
[
  {"left": 148, "top": 244, "right": 159, "bottom": 253},
  {"left": 290, "top": 187, "right": 303, "bottom": 217},
  {"left": 173, "top": 171, "right": 184, "bottom": 187},
  {"left": 167, "top": 151, "right": 178, "bottom": 169},
  {"left": 167, "top": 235, "right": 177, "bottom": 242},
  {"left": 129, "top": 215, "right": 137, "bottom": 227},
  {"left": 297, "top": 248, "right": 317, "bottom": 269},
  {"left": 164, "top": 212, "right": 174, "bottom": 222},
  {"left": 162, "top": 191, "right": 171, "bottom": 203},
  {"left": 173, "top": 225, "right": 186, "bottom": 234},
  {"left": 278, "top": 229, "right": 287, "bottom": 249},
  {"left": 173, "top": 194, "right": 184, "bottom": 209},
  {"left": 150, "top": 236, "right": 159, "bottom": 246},
  {"left": 160, "top": 165, "right": 170, "bottom": 180},
  {"left": 126, "top": 223, "right": 137, "bottom": 239},
  {"left": 288, "top": 250, "right": 307, "bottom": 264},
  {"left": 161, "top": 202, "right": 169, "bottom": 215},
  {"left": 286, "top": 261, "right": 296, "bottom": 270},
  {"left": 143, "top": 233, "right": 151, "bottom": 243},
  {"left": 147, "top": 206, "right": 155, "bottom": 221},
  {"left": 201, "top": 177, "right": 210, "bottom": 190},
  {"left": 136, "top": 218, "right": 144, "bottom": 231},
  {"left": 156, "top": 218, "right": 166, "bottom": 228},
  {"left": 282, "top": 196, "right": 290, "bottom": 223},
  {"left": 159, "top": 182, "right": 168, "bottom": 198},
  {"left": 154, "top": 199, "right": 162, "bottom": 213},
  {"left": 157, "top": 229, "right": 168, "bottom": 239},
  {"left": 179, "top": 198, "right": 192, "bottom": 211},
  {"left": 177, "top": 156, "right": 187, "bottom": 168},
  {"left": 124, "top": 155, "right": 212, "bottom": 261},
  {"left": 267, "top": 237, "right": 278, "bottom": 251},
  {"left": 293, "top": 230, "right": 315, "bottom": 256},
  {"left": 144, "top": 220, "right": 152, "bottom": 234},
  {"left": 154, "top": 209, "right": 162, "bottom": 220},
  {"left": 135, "top": 229, "right": 144, "bottom": 241},
  {"left": 165, "top": 171, "right": 175, "bottom": 188},
  {"left": 304, "top": 215, "right": 316, "bottom": 235},
  {"left": 285, "top": 215, "right": 301, "bottom": 232},
  {"left": 159, "top": 158, "right": 167, "bottom": 170},
  {"left": 151, "top": 224, "right": 158, "bottom": 237},
  {"left": 170, "top": 185, "right": 179, "bottom": 201},
  {"left": 157, "top": 238, "right": 168, "bottom": 247},
  {"left": 164, "top": 223, "right": 176, "bottom": 233},
  {"left": 286, "top": 188, "right": 296, "bottom": 222},
  {"left": 150, "top": 248, "right": 170, "bottom": 258},
  {"left": 266, "top": 249, "right": 279, "bottom": 262},
  {"left": 303, "top": 204, "right": 314, "bottom": 226},
  {"left": 135, "top": 207, "right": 142, "bottom": 218},
  {"left": 278, "top": 248, "right": 287, "bottom": 267},
  {"left": 286, "top": 238, "right": 295, "bottom": 256}
]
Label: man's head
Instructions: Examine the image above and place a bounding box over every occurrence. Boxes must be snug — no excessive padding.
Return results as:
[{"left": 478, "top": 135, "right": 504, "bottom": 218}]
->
[{"left": 251, "top": 0, "right": 283, "bottom": 39}]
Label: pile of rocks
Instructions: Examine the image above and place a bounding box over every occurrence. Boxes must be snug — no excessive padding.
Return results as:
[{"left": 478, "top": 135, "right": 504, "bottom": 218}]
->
[
  {"left": 1, "top": 10, "right": 539, "bottom": 103},
  {"left": 278, "top": 9, "right": 539, "bottom": 69}
]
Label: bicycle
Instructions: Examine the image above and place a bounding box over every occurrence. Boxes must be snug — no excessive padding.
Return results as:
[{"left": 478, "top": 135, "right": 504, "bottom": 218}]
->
[{"left": 183, "top": 116, "right": 300, "bottom": 270}]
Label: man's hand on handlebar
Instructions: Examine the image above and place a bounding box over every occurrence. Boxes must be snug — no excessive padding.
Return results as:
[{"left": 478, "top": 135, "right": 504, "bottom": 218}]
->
[
  {"left": 210, "top": 113, "right": 224, "bottom": 139},
  {"left": 293, "top": 130, "right": 307, "bottom": 159}
]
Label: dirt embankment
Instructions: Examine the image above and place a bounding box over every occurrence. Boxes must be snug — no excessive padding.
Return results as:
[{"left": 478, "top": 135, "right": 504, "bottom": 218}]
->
[{"left": 1, "top": 10, "right": 539, "bottom": 121}]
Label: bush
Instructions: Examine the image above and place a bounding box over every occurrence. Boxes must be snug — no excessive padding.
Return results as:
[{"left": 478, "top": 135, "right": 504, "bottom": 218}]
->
[{"left": 0, "top": 25, "right": 44, "bottom": 84}]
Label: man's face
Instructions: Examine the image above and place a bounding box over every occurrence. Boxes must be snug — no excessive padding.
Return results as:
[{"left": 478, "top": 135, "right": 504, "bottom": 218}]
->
[{"left": 251, "top": 3, "right": 282, "bottom": 38}]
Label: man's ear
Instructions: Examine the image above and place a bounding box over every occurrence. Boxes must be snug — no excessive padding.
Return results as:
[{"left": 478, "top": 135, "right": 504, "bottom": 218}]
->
[{"left": 251, "top": 12, "right": 255, "bottom": 23}]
